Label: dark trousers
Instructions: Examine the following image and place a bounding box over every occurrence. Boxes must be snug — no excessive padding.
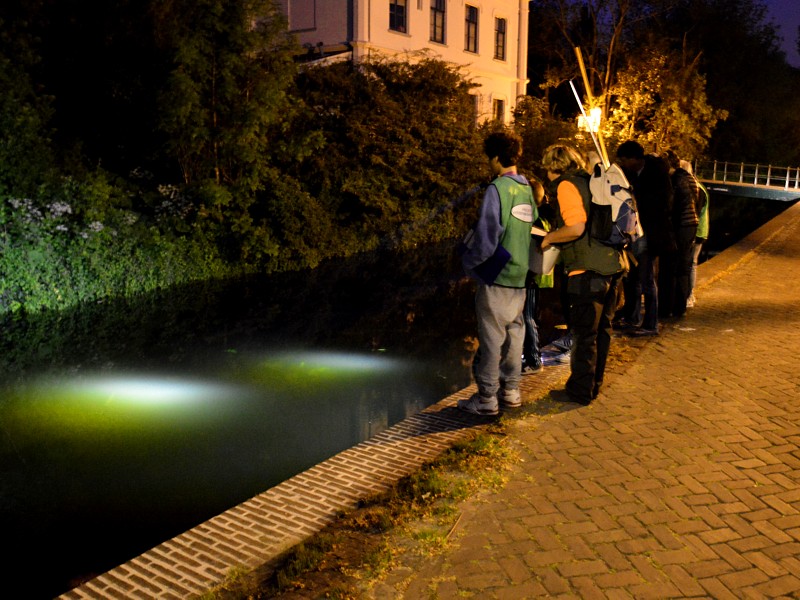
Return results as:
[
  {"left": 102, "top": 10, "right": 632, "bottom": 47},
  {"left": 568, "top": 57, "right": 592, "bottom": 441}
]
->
[
  {"left": 565, "top": 271, "right": 621, "bottom": 401},
  {"left": 658, "top": 225, "right": 697, "bottom": 317},
  {"left": 522, "top": 285, "right": 542, "bottom": 367},
  {"left": 621, "top": 249, "right": 658, "bottom": 330}
]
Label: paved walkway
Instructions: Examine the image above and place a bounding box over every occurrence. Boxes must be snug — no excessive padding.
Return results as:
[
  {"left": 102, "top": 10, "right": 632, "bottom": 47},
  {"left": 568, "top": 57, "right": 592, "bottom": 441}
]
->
[{"left": 369, "top": 201, "right": 800, "bottom": 598}]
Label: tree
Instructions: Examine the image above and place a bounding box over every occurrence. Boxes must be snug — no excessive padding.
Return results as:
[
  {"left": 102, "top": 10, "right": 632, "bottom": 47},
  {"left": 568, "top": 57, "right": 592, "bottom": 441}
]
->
[
  {"left": 0, "top": 14, "right": 54, "bottom": 197},
  {"left": 527, "top": 0, "right": 644, "bottom": 118},
  {"left": 153, "top": 0, "right": 326, "bottom": 265},
  {"left": 290, "top": 55, "right": 487, "bottom": 253},
  {"left": 657, "top": 0, "right": 799, "bottom": 163},
  {"left": 604, "top": 45, "right": 727, "bottom": 157},
  {"left": 526, "top": 0, "right": 783, "bottom": 162},
  {"left": 156, "top": 0, "right": 302, "bottom": 190},
  {"left": 513, "top": 96, "right": 577, "bottom": 177}
]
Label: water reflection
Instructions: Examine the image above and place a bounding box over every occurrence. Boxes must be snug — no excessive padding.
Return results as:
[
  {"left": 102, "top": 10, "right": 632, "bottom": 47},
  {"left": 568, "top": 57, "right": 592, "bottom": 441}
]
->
[{"left": 1, "top": 348, "right": 436, "bottom": 598}]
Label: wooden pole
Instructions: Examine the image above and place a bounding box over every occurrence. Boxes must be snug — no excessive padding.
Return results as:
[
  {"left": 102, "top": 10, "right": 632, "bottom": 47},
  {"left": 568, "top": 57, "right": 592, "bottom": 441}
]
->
[{"left": 574, "top": 47, "right": 610, "bottom": 167}]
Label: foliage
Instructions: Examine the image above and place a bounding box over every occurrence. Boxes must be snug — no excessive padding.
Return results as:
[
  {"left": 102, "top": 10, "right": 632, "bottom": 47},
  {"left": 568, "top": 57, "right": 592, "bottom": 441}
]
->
[
  {"left": 291, "top": 55, "right": 488, "bottom": 253},
  {"left": 0, "top": 174, "right": 233, "bottom": 315},
  {"left": 513, "top": 95, "right": 578, "bottom": 178},
  {"left": 604, "top": 46, "right": 728, "bottom": 157},
  {"left": 0, "top": 16, "right": 55, "bottom": 197}
]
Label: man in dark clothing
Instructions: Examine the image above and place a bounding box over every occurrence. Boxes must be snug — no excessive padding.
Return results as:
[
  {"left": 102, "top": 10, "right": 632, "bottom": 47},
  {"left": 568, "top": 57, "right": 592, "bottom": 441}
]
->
[
  {"left": 661, "top": 149, "right": 699, "bottom": 318},
  {"left": 615, "top": 141, "right": 673, "bottom": 336}
]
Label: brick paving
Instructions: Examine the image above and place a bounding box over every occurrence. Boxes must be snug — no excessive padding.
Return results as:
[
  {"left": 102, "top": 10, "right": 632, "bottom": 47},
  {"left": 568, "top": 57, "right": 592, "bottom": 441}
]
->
[
  {"left": 370, "top": 200, "right": 800, "bottom": 599},
  {"left": 61, "top": 201, "right": 800, "bottom": 599}
]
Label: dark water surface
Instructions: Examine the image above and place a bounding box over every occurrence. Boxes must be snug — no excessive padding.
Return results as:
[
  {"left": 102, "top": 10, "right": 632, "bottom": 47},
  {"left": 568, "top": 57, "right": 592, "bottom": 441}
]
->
[{"left": 0, "top": 194, "right": 792, "bottom": 598}]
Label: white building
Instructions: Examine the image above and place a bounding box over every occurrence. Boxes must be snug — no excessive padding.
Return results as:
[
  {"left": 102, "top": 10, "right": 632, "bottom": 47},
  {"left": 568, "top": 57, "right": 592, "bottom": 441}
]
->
[{"left": 279, "top": 0, "right": 530, "bottom": 123}]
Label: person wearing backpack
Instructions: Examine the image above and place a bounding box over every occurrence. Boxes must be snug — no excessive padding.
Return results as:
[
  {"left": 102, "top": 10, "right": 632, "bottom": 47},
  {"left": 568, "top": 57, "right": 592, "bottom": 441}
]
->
[
  {"left": 458, "top": 130, "right": 536, "bottom": 416},
  {"left": 539, "top": 143, "right": 627, "bottom": 405}
]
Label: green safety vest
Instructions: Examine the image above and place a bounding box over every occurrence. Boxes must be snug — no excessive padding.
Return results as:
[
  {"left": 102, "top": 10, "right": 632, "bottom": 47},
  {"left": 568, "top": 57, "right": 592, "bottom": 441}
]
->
[{"left": 492, "top": 175, "right": 536, "bottom": 288}]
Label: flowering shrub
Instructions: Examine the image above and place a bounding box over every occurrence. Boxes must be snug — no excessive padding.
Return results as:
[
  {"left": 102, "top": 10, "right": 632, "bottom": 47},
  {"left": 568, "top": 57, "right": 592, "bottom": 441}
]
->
[{"left": 0, "top": 174, "right": 233, "bottom": 315}]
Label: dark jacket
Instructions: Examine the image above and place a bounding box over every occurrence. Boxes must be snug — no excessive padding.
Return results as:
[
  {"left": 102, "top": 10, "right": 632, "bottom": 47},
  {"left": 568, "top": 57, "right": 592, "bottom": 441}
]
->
[
  {"left": 671, "top": 167, "right": 699, "bottom": 229},
  {"left": 626, "top": 155, "right": 674, "bottom": 254}
]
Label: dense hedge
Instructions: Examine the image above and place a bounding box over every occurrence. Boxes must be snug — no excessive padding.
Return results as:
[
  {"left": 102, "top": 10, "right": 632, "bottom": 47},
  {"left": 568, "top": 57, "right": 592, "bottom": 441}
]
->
[
  {"left": 0, "top": 54, "right": 490, "bottom": 316},
  {"left": 0, "top": 174, "right": 233, "bottom": 315}
]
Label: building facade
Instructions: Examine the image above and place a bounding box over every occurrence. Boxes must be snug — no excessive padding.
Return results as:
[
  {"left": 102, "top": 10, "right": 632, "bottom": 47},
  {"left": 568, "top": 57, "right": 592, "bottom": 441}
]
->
[{"left": 278, "top": 0, "right": 530, "bottom": 123}]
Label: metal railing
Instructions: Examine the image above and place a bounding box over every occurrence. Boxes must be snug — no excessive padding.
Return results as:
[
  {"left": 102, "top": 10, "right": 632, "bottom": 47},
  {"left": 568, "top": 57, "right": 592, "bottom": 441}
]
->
[{"left": 694, "top": 160, "right": 800, "bottom": 190}]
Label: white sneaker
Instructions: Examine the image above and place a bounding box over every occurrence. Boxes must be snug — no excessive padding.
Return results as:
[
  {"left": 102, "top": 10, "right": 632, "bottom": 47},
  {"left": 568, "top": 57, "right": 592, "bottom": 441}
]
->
[
  {"left": 554, "top": 350, "right": 571, "bottom": 365},
  {"left": 687, "top": 294, "right": 696, "bottom": 308},
  {"left": 500, "top": 388, "right": 521, "bottom": 408},
  {"left": 457, "top": 393, "right": 499, "bottom": 416}
]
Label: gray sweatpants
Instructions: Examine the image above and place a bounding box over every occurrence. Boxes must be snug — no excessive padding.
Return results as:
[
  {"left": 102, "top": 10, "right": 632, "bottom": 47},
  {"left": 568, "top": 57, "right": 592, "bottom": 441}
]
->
[{"left": 472, "top": 284, "right": 526, "bottom": 398}]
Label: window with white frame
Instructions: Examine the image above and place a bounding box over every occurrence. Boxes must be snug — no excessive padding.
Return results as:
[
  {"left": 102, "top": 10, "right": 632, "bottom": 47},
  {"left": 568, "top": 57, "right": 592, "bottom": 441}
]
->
[
  {"left": 465, "top": 5, "right": 478, "bottom": 53},
  {"left": 431, "top": 0, "right": 446, "bottom": 43},
  {"left": 494, "top": 17, "right": 507, "bottom": 60},
  {"left": 390, "top": 0, "right": 407, "bottom": 33}
]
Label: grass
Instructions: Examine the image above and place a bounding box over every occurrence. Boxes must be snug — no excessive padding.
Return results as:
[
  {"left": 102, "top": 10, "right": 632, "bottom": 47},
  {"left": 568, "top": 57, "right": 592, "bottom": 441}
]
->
[
  {"left": 199, "top": 425, "right": 515, "bottom": 599},
  {"left": 198, "top": 337, "right": 647, "bottom": 599}
]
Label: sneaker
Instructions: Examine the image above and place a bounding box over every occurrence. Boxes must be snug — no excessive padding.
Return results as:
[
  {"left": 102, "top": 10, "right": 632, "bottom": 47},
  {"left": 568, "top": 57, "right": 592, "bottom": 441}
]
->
[
  {"left": 612, "top": 318, "right": 639, "bottom": 331},
  {"left": 500, "top": 388, "right": 521, "bottom": 408},
  {"left": 630, "top": 327, "right": 658, "bottom": 337},
  {"left": 457, "top": 393, "right": 499, "bottom": 416},
  {"left": 554, "top": 350, "right": 571, "bottom": 364},
  {"left": 686, "top": 294, "right": 696, "bottom": 308},
  {"left": 550, "top": 335, "right": 573, "bottom": 352},
  {"left": 521, "top": 361, "right": 544, "bottom": 375},
  {"left": 549, "top": 388, "right": 591, "bottom": 406}
]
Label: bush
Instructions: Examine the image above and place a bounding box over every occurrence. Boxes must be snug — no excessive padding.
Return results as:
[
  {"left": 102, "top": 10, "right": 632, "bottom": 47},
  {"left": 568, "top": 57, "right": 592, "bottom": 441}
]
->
[{"left": 0, "top": 173, "right": 233, "bottom": 315}]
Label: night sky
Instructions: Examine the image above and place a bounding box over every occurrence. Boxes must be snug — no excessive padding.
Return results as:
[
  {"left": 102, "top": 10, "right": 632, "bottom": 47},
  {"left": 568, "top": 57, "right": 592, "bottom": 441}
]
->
[{"left": 764, "top": 0, "right": 800, "bottom": 67}]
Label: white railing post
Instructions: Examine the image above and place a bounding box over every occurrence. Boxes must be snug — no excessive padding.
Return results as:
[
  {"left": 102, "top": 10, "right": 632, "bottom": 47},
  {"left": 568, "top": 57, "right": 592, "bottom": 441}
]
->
[{"left": 739, "top": 162, "right": 744, "bottom": 183}]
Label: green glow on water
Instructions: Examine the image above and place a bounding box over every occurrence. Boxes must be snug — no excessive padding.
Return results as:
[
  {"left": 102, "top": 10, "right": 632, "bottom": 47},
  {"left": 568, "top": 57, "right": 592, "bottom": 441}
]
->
[
  {"left": 236, "top": 351, "right": 404, "bottom": 391},
  {"left": 0, "top": 351, "right": 409, "bottom": 441},
  {"left": 1, "top": 375, "right": 246, "bottom": 444}
]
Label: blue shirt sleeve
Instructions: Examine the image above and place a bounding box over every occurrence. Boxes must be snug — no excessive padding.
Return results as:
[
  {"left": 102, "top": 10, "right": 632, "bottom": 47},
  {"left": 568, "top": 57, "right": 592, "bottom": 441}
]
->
[{"left": 462, "top": 184, "right": 504, "bottom": 273}]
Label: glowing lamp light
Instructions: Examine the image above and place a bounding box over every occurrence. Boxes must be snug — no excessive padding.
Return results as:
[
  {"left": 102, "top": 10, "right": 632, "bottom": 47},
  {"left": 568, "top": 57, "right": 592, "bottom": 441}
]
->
[{"left": 577, "top": 106, "right": 602, "bottom": 133}]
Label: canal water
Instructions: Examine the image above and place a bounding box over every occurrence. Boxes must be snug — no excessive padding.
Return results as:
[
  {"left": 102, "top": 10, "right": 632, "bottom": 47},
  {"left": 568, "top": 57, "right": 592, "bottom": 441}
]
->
[{"left": 0, "top": 195, "right": 793, "bottom": 598}]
